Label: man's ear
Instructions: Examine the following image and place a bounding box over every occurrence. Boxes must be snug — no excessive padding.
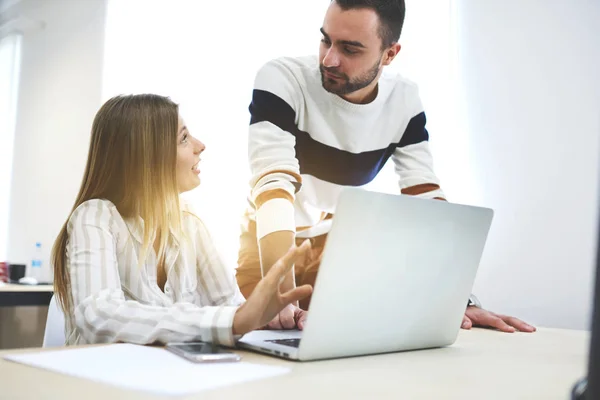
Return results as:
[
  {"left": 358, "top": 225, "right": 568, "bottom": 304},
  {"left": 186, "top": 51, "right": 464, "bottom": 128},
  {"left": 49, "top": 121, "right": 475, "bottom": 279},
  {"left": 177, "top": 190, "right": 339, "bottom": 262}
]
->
[{"left": 383, "top": 43, "right": 401, "bottom": 66}]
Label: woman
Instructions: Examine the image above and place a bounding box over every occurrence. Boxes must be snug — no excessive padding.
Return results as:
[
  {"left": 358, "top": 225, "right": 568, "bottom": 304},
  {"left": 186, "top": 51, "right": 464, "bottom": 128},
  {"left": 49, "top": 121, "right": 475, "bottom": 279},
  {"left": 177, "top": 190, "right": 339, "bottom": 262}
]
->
[{"left": 51, "top": 94, "right": 312, "bottom": 346}]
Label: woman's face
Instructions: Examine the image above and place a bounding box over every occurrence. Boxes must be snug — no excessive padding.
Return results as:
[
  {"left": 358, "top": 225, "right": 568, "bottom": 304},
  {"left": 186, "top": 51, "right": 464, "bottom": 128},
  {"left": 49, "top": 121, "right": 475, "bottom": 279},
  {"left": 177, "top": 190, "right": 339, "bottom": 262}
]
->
[{"left": 176, "top": 115, "right": 205, "bottom": 193}]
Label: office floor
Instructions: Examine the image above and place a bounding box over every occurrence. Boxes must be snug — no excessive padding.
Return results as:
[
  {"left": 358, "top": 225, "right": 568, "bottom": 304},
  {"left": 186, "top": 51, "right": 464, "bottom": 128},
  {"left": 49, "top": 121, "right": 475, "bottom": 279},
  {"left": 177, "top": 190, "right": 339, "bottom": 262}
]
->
[{"left": 0, "top": 306, "right": 48, "bottom": 349}]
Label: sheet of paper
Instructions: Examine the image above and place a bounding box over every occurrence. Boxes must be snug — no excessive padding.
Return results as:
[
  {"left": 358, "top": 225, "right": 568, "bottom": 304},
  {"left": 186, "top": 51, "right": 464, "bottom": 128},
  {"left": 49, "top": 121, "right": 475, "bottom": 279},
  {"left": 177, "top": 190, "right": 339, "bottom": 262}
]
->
[{"left": 4, "top": 343, "right": 290, "bottom": 396}]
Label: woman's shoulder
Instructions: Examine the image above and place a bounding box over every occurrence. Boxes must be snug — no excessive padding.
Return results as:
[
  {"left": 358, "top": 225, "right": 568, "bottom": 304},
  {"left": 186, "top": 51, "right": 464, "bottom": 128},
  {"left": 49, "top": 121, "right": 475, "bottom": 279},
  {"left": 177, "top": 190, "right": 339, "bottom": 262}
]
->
[
  {"left": 68, "top": 199, "right": 121, "bottom": 230},
  {"left": 179, "top": 199, "right": 212, "bottom": 237},
  {"left": 72, "top": 198, "right": 118, "bottom": 215},
  {"left": 180, "top": 199, "right": 204, "bottom": 226}
]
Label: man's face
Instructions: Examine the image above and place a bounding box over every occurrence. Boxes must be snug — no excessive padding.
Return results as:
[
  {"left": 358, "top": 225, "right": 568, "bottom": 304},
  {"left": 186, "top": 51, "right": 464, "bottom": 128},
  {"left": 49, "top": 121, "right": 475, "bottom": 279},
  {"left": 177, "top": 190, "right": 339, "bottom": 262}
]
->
[{"left": 319, "top": 3, "right": 388, "bottom": 96}]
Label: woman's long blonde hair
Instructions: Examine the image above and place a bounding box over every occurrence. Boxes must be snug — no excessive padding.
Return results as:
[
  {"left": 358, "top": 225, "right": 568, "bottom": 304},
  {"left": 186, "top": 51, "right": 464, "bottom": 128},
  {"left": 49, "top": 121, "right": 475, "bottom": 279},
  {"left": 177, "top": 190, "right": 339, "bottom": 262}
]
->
[{"left": 52, "top": 94, "right": 183, "bottom": 315}]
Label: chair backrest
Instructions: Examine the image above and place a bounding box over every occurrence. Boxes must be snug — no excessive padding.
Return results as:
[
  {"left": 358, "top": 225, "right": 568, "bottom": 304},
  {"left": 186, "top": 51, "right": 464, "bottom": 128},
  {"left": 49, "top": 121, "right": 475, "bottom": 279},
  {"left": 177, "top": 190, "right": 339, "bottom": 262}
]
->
[{"left": 43, "top": 295, "right": 66, "bottom": 347}]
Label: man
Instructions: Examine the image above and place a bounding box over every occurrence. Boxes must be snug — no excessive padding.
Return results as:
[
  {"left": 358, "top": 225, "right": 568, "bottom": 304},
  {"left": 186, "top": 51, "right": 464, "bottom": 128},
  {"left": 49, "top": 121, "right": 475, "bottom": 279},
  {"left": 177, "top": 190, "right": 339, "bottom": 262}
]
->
[{"left": 236, "top": 0, "right": 536, "bottom": 333}]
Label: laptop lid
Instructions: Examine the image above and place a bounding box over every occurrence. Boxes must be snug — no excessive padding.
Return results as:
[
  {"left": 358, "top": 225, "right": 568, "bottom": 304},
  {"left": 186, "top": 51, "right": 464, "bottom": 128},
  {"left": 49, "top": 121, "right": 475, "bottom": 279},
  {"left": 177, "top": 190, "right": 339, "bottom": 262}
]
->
[{"left": 295, "top": 188, "right": 494, "bottom": 361}]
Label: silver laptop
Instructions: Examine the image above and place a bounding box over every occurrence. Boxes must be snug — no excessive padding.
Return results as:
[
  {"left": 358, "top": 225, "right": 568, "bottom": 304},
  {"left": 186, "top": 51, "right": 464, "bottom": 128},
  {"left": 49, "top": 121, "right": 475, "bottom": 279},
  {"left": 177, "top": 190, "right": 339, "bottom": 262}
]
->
[{"left": 238, "top": 187, "right": 494, "bottom": 361}]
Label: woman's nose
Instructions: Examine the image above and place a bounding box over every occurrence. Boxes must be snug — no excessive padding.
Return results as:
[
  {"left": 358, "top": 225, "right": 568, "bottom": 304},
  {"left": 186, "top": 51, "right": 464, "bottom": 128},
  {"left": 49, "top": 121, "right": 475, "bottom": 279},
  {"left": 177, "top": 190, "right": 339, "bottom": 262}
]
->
[{"left": 194, "top": 137, "right": 206, "bottom": 154}]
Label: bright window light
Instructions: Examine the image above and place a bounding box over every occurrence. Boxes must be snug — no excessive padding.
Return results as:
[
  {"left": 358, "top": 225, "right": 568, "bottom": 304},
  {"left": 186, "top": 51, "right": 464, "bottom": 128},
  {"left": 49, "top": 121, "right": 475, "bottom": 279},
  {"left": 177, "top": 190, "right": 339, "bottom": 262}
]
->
[
  {"left": 0, "top": 33, "right": 23, "bottom": 261},
  {"left": 102, "top": 0, "right": 464, "bottom": 265}
]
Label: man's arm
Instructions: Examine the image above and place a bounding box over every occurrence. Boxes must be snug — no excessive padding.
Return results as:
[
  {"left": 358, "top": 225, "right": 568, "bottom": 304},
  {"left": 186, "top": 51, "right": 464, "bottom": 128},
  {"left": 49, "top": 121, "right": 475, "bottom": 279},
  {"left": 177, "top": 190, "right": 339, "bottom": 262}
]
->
[
  {"left": 391, "top": 110, "right": 445, "bottom": 200},
  {"left": 248, "top": 59, "right": 304, "bottom": 291},
  {"left": 258, "top": 231, "right": 296, "bottom": 293},
  {"left": 392, "top": 99, "right": 536, "bottom": 333}
]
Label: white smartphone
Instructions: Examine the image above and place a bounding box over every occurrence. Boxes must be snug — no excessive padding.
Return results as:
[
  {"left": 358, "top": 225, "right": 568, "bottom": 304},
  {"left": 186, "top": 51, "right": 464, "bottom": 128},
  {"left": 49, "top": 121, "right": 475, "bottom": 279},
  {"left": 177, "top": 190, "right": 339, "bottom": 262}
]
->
[{"left": 165, "top": 342, "right": 242, "bottom": 363}]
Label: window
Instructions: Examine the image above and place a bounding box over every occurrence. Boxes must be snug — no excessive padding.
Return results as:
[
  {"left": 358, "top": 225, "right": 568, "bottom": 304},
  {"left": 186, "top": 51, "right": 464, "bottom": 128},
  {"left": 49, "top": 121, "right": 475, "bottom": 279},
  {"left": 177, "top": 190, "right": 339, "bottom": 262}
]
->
[{"left": 0, "top": 33, "right": 23, "bottom": 261}]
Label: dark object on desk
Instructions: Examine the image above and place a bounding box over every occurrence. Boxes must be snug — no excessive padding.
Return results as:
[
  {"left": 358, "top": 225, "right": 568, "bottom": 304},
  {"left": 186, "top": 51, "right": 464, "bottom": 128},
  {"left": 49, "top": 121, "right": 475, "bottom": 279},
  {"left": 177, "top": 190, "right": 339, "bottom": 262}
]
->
[
  {"left": 584, "top": 227, "right": 600, "bottom": 399},
  {"left": 571, "top": 198, "right": 600, "bottom": 400},
  {"left": 0, "top": 284, "right": 54, "bottom": 307},
  {"left": 8, "top": 263, "right": 26, "bottom": 283},
  {"left": 0, "top": 261, "right": 7, "bottom": 282},
  {"left": 572, "top": 378, "right": 588, "bottom": 400}
]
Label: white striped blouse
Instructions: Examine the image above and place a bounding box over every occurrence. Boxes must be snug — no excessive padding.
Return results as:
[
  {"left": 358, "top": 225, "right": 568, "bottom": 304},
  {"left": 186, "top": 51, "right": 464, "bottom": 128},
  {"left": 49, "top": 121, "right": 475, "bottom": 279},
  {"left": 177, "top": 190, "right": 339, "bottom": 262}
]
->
[{"left": 64, "top": 199, "right": 245, "bottom": 347}]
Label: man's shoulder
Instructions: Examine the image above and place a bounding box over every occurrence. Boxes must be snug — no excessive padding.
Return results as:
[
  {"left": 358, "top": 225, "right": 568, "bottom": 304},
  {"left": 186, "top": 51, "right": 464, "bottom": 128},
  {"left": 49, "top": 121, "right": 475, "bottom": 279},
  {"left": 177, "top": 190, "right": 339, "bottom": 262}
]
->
[
  {"left": 255, "top": 55, "right": 318, "bottom": 86},
  {"left": 253, "top": 55, "right": 319, "bottom": 105},
  {"left": 259, "top": 54, "right": 318, "bottom": 73},
  {"left": 379, "top": 69, "right": 424, "bottom": 113},
  {"left": 380, "top": 69, "right": 421, "bottom": 96}
]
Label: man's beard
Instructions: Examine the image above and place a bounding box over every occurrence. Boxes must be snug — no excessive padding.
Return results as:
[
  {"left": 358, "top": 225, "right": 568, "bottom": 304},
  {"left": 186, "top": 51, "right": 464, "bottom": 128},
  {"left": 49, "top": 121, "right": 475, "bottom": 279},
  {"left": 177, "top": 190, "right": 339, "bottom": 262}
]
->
[{"left": 320, "top": 58, "right": 381, "bottom": 96}]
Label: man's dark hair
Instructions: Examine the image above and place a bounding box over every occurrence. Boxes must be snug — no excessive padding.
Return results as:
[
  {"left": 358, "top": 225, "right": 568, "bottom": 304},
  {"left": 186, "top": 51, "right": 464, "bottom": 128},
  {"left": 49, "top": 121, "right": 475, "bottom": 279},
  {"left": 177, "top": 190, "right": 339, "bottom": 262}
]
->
[{"left": 334, "top": 0, "right": 406, "bottom": 47}]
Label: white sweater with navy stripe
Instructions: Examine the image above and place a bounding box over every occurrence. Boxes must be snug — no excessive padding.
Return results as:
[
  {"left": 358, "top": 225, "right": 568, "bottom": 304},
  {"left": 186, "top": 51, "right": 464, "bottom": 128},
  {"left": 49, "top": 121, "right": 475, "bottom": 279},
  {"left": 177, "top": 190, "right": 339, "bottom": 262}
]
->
[{"left": 245, "top": 55, "right": 445, "bottom": 240}]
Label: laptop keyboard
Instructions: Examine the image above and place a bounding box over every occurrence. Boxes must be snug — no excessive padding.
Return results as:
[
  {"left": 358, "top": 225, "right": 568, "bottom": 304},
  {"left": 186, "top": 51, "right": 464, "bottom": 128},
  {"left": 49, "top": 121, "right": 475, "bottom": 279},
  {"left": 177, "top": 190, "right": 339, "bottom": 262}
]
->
[{"left": 266, "top": 338, "right": 301, "bottom": 348}]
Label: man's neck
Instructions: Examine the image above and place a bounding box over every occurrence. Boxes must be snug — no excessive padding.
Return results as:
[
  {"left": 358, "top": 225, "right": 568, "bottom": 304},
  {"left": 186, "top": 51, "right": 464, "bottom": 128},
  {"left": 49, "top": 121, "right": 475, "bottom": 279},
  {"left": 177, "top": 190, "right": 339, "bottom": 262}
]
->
[{"left": 340, "top": 82, "right": 379, "bottom": 105}]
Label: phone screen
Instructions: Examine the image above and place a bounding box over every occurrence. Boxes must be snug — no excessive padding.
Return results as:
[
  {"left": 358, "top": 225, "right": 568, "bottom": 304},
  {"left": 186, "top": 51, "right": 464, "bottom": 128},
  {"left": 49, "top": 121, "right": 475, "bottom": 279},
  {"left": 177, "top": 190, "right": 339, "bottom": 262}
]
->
[
  {"left": 166, "top": 342, "right": 242, "bottom": 363},
  {"left": 171, "top": 342, "right": 227, "bottom": 354}
]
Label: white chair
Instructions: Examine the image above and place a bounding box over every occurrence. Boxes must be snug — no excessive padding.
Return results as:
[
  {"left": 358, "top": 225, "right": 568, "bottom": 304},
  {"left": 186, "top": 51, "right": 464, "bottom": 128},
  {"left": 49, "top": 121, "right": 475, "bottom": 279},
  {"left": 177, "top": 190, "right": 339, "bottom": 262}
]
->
[{"left": 43, "top": 295, "right": 66, "bottom": 347}]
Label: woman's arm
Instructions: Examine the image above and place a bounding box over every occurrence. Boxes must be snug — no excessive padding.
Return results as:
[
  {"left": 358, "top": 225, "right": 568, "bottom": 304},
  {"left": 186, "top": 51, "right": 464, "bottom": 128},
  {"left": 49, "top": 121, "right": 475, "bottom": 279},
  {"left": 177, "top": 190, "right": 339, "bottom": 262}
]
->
[
  {"left": 191, "top": 213, "right": 246, "bottom": 308},
  {"left": 67, "top": 200, "right": 239, "bottom": 346}
]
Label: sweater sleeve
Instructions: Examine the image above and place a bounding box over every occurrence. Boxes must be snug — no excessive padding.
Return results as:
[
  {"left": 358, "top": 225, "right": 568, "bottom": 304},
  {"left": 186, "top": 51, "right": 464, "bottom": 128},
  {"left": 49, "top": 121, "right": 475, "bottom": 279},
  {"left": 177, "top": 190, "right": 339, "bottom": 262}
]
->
[
  {"left": 247, "top": 59, "right": 303, "bottom": 239},
  {"left": 391, "top": 88, "right": 446, "bottom": 200}
]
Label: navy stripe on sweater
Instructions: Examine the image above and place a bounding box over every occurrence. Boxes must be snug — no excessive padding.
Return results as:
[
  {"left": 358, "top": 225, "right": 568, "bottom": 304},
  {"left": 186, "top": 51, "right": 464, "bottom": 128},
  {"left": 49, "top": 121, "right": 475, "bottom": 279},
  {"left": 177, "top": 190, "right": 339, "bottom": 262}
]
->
[{"left": 249, "top": 89, "right": 428, "bottom": 186}]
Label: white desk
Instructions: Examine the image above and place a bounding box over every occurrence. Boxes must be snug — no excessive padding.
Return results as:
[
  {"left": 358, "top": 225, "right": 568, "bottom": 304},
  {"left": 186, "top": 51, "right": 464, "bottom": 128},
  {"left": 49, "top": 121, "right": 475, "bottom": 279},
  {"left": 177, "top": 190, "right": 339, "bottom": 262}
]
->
[
  {"left": 0, "top": 283, "right": 53, "bottom": 307},
  {"left": 0, "top": 328, "right": 589, "bottom": 399}
]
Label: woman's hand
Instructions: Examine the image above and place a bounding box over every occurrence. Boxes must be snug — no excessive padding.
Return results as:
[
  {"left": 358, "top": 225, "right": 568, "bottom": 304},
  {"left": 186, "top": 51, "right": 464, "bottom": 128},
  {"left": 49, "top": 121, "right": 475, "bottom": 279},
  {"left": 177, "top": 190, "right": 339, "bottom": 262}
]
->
[{"left": 232, "top": 240, "right": 313, "bottom": 336}]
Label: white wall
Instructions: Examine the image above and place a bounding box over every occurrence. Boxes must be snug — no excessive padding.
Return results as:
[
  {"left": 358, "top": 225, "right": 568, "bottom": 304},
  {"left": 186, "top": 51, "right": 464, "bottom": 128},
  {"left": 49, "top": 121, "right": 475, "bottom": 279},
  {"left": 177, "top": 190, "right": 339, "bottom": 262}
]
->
[
  {"left": 7, "top": 0, "right": 106, "bottom": 281},
  {"left": 455, "top": 0, "right": 600, "bottom": 329},
  {"left": 6, "top": 0, "right": 599, "bottom": 330},
  {"left": 0, "top": 0, "right": 21, "bottom": 14},
  {"left": 6, "top": 0, "right": 455, "bottom": 278}
]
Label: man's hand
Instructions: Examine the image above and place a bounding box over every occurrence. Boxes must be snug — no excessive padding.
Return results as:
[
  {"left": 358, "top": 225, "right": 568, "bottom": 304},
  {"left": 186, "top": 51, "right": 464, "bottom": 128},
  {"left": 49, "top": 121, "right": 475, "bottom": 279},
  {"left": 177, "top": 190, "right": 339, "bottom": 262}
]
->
[
  {"left": 462, "top": 306, "right": 536, "bottom": 333},
  {"left": 232, "top": 241, "right": 313, "bottom": 336},
  {"left": 263, "top": 304, "right": 308, "bottom": 330}
]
